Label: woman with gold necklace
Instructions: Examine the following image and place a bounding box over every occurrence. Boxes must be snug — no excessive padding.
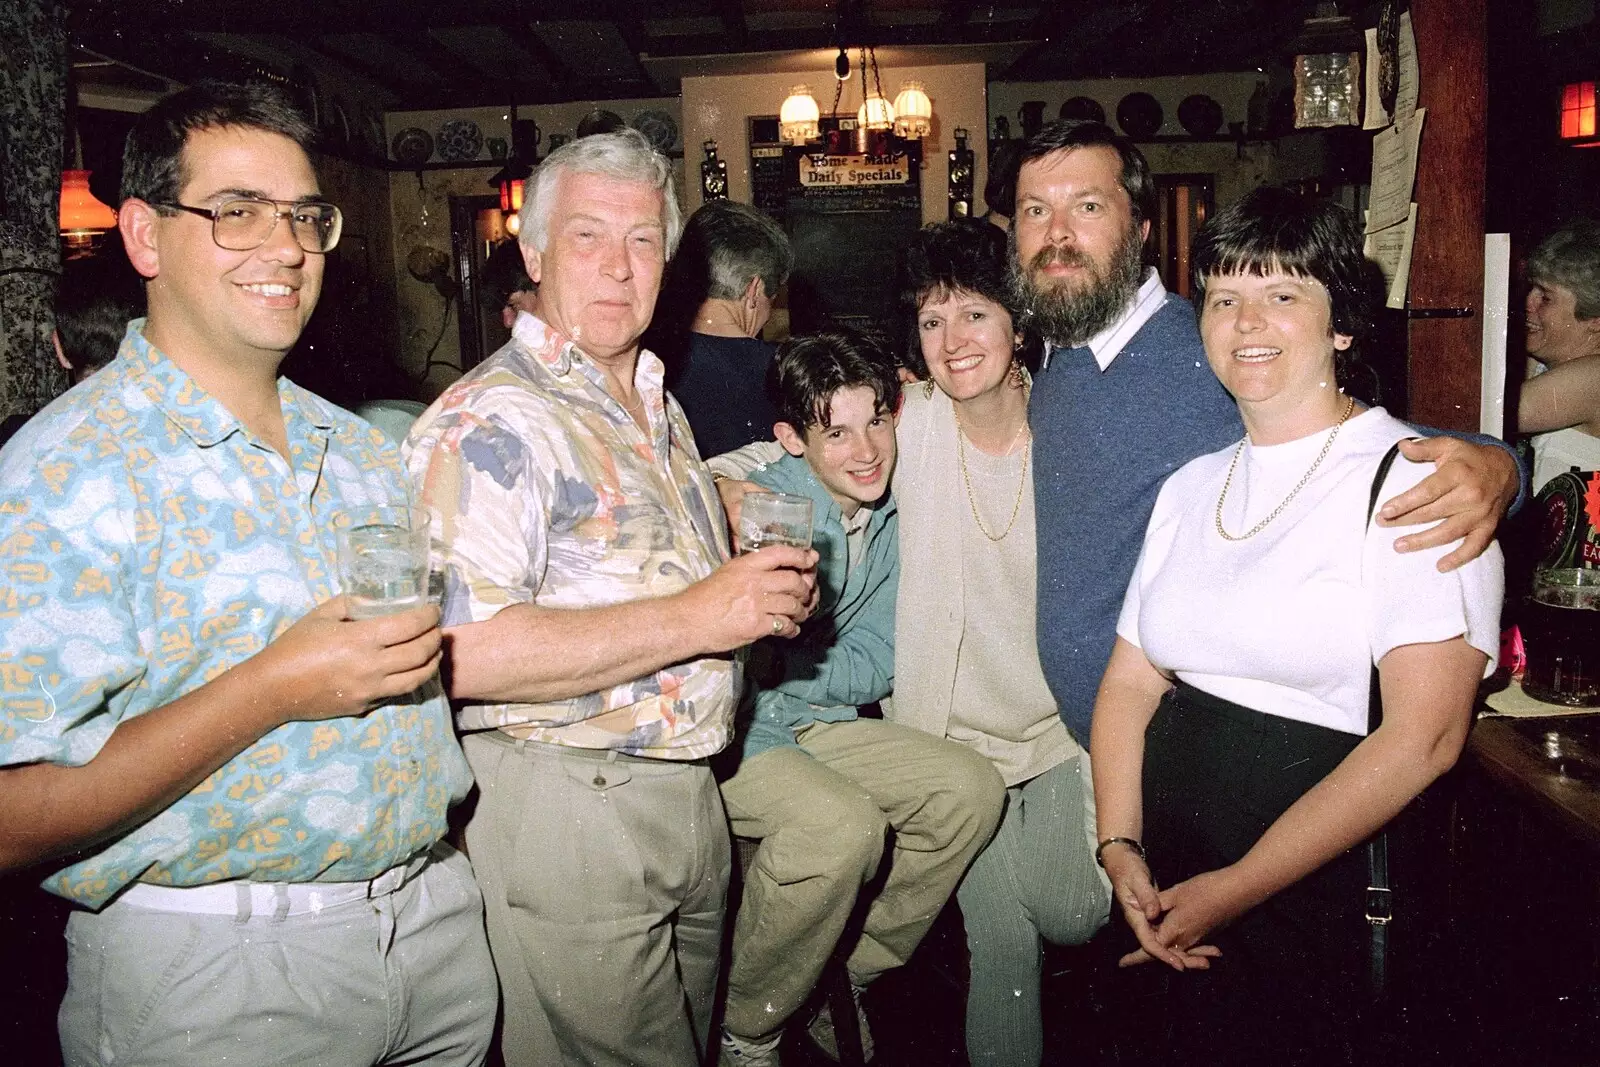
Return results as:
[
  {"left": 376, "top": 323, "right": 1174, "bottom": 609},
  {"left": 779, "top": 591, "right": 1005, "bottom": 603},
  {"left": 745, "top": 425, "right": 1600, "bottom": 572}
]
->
[
  {"left": 1090, "top": 188, "right": 1503, "bottom": 1064},
  {"left": 888, "top": 220, "right": 1109, "bottom": 1067}
]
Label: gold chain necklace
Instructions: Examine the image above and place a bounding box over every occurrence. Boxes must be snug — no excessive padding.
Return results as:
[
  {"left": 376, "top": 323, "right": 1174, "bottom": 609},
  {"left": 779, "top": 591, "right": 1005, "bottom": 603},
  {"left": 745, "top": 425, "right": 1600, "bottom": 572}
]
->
[
  {"left": 1214, "top": 394, "right": 1356, "bottom": 541},
  {"left": 953, "top": 402, "right": 1031, "bottom": 542}
]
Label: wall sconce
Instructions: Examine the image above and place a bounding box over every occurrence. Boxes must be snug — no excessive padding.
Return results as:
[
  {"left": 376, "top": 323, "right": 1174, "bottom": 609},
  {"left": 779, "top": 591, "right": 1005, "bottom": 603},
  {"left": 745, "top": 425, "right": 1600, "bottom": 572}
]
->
[
  {"left": 59, "top": 169, "right": 117, "bottom": 251},
  {"left": 1287, "top": 2, "right": 1362, "bottom": 129},
  {"left": 1562, "top": 82, "right": 1596, "bottom": 141},
  {"left": 780, "top": 85, "right": 822, "bottom": 146},
  {"left": 701, "top": 140, "right": 728, "bottom": 201},
  {"left": 893, "top": 82, "right": 932, "bottom": 140}
]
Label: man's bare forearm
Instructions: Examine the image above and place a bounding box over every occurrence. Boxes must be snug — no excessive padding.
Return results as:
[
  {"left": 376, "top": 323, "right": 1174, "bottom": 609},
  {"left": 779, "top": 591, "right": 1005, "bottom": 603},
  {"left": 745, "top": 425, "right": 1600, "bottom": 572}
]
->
[
  {"left": 445, "top": 595, "right": 714, "bottom": 705},
  {"left": 0, "top": 664, "right": 280, "bottom": 872}
]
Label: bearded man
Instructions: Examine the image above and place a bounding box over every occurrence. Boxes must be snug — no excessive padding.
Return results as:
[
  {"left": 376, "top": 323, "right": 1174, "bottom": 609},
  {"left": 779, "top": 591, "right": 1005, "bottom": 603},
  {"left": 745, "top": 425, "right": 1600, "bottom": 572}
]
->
[{"left": 1015, "top": 120, "right": 1522, "bottom": 750}]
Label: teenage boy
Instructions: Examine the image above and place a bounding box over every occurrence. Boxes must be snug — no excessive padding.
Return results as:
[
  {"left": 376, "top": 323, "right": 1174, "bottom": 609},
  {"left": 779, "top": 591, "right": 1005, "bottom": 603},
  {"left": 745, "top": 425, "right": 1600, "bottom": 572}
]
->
[{"left": 715, "top": 331, "right": 1004, "bottom": 1066}]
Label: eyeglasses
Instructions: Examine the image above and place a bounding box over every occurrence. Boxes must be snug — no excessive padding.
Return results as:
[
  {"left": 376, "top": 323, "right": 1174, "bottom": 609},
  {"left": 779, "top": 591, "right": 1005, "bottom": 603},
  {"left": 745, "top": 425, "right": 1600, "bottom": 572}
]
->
[{"left": 159, "top": 197, "right": 343, "bottom": 254}]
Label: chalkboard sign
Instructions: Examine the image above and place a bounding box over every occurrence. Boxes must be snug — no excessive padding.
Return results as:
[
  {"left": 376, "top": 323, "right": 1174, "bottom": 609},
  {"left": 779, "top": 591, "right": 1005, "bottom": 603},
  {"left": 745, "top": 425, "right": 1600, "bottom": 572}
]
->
[
  {"left": 748, "top": 116, "right": 787, "bottom": 223},
  {"left": 781, "top": 140, "right": 923, "bottom": 336}
]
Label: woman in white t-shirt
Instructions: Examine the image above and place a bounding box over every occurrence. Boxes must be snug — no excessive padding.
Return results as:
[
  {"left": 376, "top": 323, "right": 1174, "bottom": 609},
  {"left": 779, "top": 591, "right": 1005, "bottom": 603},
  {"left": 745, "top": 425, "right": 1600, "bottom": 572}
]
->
[{"left": 1089, "top": 187, "right": 1502, "bottom": 1064}]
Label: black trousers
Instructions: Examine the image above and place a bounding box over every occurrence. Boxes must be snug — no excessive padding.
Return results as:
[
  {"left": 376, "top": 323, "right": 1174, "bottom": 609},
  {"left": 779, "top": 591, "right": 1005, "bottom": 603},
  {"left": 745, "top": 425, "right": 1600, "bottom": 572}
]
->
[{"left": 1138, "top": 682, "right": 1374, "bottom": 1067}]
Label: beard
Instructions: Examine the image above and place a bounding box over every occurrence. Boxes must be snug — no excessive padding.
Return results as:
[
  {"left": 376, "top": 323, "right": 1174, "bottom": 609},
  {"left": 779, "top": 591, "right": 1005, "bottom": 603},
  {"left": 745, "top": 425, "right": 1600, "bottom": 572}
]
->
[{"left": 1008, "top": 224, "right": 1145, "bottom": 348}]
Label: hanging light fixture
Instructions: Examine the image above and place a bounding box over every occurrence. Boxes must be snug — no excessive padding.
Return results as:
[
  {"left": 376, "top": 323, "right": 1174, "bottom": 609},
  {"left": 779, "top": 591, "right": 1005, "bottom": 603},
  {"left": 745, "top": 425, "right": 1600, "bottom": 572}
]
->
[
  {"left": 855, "top": 46, "right": 894, "bottom": 133},
  {"left": 488, "top": 105, "right": 536, "bottom": 237},
  {"left": 780, "top": 85, "right": 822, "bottom": 145},
  {"left": 59, "top": 169, "right": 117, "bottom": 250},
  {"left": 892, "top": 81, "right": 933, "bottom": 140},
  {"left": 1285, "top": 1, "right": 1363, "bottom": 129}
]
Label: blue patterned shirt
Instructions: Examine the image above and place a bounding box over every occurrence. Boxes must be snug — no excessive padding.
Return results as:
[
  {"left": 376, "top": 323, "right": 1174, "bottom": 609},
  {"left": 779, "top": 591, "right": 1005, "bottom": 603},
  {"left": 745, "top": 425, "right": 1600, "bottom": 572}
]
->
[{"left": 0, "top": 322, "right": 471, "bottom": 908}]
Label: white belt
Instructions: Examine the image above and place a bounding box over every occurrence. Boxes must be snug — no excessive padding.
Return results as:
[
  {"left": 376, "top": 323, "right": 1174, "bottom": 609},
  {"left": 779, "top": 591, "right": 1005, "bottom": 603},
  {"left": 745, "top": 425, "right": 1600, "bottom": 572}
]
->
[{"left": 114, "top": 851, "right": 429, "bottom": 920}]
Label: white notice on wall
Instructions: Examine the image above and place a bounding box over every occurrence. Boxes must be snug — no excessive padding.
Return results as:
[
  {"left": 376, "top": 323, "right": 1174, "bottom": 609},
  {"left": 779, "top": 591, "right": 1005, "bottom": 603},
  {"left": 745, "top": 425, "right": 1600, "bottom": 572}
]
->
[
  {"left": 1367, "top": 108, "right": 1425, "bottom": 234},
  {"left": 1363, "top": 204, "right": 1417, "bottom": 310}
]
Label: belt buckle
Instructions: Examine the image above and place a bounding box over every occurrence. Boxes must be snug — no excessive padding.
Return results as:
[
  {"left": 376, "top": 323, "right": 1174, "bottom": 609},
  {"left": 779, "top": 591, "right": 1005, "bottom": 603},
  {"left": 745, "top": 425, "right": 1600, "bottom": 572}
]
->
[{"left": 1365, "top": 885, "right": 1392, "bottom": 925}]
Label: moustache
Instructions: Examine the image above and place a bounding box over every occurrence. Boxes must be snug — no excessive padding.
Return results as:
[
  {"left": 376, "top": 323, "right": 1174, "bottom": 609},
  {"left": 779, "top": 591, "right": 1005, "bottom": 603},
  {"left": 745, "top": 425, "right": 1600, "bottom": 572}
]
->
[{"left": 1029, "top": 244, "right": 1097, "bottom": 274}]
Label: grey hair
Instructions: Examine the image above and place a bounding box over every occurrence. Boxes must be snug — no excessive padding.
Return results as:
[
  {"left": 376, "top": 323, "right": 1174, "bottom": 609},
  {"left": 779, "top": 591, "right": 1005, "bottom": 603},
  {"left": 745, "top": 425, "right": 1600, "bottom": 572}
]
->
[
  {"left": 518, "top": 127, "right": 682, "bottom": 258},
  {"left": 1528, "top": 219, "right": 1600, "bottom": 320},
  {"left": 689, "top": 200, "right": 792, "bottom": 300}
]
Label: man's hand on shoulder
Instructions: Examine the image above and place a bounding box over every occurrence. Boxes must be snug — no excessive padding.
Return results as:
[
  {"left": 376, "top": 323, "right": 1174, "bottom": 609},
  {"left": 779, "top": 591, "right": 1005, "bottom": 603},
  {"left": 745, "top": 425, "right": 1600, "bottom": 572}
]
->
[
  {"left": 681, "top": 546, "right": 819, "bottom": 652},
  {"left": 248, "top": 598, "right": 443, "bottom": 725},
  {"left": 1377, "top": 436, "right": 1518, "bottom": 572}
]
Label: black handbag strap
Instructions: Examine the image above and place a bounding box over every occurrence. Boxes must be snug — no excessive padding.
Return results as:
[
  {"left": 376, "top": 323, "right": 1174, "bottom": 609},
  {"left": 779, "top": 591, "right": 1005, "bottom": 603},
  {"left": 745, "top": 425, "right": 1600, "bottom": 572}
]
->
[{"left": 1363, "top": 441, "right": 1404, "bottom": 998}]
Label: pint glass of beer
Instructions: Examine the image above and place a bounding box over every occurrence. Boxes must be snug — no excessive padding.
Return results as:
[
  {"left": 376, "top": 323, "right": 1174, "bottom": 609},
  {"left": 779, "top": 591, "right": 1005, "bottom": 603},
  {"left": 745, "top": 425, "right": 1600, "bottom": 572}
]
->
[{"left": 1522, "top": 568, "right": 1600, "bottom": 707}]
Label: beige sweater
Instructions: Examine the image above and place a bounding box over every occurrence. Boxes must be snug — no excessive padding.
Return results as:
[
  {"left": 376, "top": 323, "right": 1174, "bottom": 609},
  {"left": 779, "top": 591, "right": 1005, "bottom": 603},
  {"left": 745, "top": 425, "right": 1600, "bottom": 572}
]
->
[{"left": 887, "top": 386, "right": 1077, "bottom": 782}]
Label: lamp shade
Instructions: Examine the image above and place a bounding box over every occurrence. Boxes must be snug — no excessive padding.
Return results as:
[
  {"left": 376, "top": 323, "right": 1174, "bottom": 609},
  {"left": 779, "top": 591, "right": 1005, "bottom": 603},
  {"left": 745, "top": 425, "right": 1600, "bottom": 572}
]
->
[
  {"left": 857, "top": 93, "right": 895, "bottom": 132},
  {"left": 892, "top": 82, "right": 933, "bottom": 139},
  {"left": 780, "top": 85, "right": 821, "bottom": 145},
  {"left": 59, "top": 169, "right": 117, "bottom": 237}
]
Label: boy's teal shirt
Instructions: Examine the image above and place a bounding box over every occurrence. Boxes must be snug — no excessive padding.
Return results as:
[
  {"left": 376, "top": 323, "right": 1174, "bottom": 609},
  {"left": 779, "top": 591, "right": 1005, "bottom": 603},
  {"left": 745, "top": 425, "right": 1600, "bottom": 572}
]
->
[{"left": 740, "top": 452, "right": 899, "bottom": 759}]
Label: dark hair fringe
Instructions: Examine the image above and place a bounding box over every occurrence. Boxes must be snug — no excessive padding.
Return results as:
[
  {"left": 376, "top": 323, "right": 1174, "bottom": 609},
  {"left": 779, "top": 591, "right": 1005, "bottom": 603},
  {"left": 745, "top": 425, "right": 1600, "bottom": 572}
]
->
[
  {"left": 122, "top": 80, "right": 318, "bottom": 208},
  {"left": 1190, "top": 185, "right": 1378, "bottom": 349},
  {"left": 766, "top": 327, "right": 903, "bottom": 434}
]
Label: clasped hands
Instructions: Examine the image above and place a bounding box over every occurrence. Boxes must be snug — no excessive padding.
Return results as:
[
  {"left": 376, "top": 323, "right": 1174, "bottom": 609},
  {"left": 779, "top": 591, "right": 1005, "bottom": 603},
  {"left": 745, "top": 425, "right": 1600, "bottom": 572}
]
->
[{"left": 1102, "top": 849, "right": 1252, "bottom": 974}]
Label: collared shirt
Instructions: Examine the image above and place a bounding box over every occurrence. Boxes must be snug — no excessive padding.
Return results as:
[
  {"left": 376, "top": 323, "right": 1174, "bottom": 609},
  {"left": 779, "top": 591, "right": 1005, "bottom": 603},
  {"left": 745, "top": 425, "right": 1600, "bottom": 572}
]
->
[
  {"left": 0, "top": 322, "right": 471, "bottom": 908},
  {"left": 1041, "top": 268, "right": 1170, "bottom": 372},
  {"left": 404, "top": 313, "right": 737, "bottom": 760}
]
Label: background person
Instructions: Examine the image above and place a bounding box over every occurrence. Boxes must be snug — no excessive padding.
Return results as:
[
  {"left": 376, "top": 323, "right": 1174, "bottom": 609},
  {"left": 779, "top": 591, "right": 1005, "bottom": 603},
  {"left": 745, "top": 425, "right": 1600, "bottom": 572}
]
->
[
  {"left": 652, "top": 198, "right": 792, "bottom": 456},
  {"left": 53, "top": 240, "right": 146, "bottom": 383},
  {"left": 1516, "top": 218, "right": 1600, "bottom": 490},
  {"left": 404, "top": 129, "right": 816, "bottom": 1067},
  {"left": 1091, "top": 187, "right": 1502, "bottom": 1065}
]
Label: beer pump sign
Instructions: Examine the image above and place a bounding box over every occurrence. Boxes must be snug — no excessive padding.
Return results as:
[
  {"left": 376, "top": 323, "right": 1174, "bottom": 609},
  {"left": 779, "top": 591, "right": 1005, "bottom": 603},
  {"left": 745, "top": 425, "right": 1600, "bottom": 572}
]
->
[{"left": 797, "top": 150, "right": 913, "bottom": 188}]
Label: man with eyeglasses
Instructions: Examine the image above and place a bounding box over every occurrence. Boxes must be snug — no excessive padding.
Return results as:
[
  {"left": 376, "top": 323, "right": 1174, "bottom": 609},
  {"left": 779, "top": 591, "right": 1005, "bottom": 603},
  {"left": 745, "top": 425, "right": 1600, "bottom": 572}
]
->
[{"left": 0, "top": 81, "right": 495, "bottom": 1065}]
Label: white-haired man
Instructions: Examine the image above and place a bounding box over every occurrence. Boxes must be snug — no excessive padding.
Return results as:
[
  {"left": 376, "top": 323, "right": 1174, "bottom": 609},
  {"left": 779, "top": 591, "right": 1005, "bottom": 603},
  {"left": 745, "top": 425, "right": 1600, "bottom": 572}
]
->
[{"left": 405, "top": 129, "right": 816, "bottom": 1067}]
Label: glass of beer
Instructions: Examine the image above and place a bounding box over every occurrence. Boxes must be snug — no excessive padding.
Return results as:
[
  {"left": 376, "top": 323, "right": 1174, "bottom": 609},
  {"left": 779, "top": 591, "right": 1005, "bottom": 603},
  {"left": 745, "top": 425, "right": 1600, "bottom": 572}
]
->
[
  {"left": 737, "top": 492, "right": 813, "bottom": 554},
  {"left": 339, "top": 509, "right": 431, "bottom": 620},
  {"left": 1522, "top": 568, "right": 1600, "bottom": 707}
]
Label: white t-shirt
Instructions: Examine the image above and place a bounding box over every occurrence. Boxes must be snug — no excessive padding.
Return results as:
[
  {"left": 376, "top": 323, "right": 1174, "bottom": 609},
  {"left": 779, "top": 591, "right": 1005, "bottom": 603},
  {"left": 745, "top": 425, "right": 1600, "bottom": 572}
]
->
[
  {"left": 1532, "top": 426, "right": 1600, "bottom": 492},
  {"left": 1117, "top": 407, "right": 1503, "bottom": 736}
]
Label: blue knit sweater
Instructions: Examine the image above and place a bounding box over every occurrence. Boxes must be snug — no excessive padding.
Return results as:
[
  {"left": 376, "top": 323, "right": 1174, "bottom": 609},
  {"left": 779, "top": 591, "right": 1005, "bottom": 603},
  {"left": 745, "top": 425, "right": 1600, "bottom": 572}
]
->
[{"left": 1031, "top": 296, "right": 1240, "bottom": 744}]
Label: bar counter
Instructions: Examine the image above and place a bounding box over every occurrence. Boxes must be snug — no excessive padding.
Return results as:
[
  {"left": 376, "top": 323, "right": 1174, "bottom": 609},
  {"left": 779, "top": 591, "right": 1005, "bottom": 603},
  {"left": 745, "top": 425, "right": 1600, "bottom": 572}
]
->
[{"left": 1469, "top": 681, "right": 1600, "bottom": 853}]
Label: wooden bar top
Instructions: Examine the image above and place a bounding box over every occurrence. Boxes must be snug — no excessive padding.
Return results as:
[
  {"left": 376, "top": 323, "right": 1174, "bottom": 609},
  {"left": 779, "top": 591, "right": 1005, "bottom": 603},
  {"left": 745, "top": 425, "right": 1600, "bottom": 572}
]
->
[{"left": 1468, "top": 710, "right": 1600, "bottom": 854}]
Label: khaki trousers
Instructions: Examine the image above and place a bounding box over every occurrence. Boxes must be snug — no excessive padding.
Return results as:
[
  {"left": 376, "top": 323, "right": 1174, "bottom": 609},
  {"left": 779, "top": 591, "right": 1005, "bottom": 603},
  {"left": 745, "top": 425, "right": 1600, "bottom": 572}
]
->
[
  {"left": 718, "top": 718, "right": 1004, "bottom": 1041},
  {"left": 59, "top": 844, "right": 496, "bottom": 1067},
  {"left": 463, "top": 731, "right": 730, "bottom": 1067}
]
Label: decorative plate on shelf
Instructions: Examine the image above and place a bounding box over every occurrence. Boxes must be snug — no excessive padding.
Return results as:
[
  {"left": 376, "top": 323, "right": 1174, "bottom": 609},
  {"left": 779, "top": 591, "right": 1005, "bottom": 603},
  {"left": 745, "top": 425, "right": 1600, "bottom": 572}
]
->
[
  {"left": 391, "top": 126, "right": 434, "bottom": 167},
  {"left": 436, "top": 118, "right": 483, "bottom": 162},
  {"left": 1116, "top": 92, "right": 1164, "bottom": 140},
  {"left": 1177, "top": 94, "right": 1224, "bottom": 138},
  {"left": 1058, "top": 96, "right": 1106, "bottom": 124},
  {"left": 631, "top": 109, "right": 679, "bottom": 153}
]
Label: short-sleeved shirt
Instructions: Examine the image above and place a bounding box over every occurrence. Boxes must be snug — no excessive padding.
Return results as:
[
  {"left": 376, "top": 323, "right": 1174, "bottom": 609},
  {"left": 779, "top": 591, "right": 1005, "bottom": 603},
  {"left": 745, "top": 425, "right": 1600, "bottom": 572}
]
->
[
  {"left": 404, "top": 312, "right": 738, "bottom": 760},
  {"left": 0, "top": 322, "right": 472, "bottom": 908},
  {"left": 1118, "top": 407, "right": 1503, "bottom": 736}
]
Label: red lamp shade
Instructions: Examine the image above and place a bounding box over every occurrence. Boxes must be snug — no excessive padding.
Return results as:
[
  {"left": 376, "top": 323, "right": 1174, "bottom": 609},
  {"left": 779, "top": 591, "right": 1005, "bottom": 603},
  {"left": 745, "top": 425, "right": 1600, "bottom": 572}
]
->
[
  {"left": 59, "top": 169, "right": 117, "bottom": 237},
  {"left": 499, "top": 178, "right": 524, "bottom": 214},
  {"left": 1562, "top": 82, "right": 1596, "bottom": 140}
]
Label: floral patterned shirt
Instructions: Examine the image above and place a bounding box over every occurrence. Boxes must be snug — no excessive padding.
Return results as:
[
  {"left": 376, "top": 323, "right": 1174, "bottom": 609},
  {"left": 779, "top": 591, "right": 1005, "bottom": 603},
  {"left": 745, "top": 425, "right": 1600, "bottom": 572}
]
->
[
  {"left": 0, "top": 322, "right": 472, "bottom": 908},
  {"left": 404, "top": 313, "right": 738, "bottom": 759}
]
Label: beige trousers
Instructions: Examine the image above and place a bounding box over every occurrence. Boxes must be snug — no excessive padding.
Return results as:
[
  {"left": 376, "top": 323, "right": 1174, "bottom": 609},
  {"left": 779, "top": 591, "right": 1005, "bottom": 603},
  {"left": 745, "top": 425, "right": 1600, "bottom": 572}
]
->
[
  {"left": 463, "top": 731, "right": 730, "bottom": 1067},
  {"left": 718, "top": 718, "right": 1004, "bottom": 1041}
]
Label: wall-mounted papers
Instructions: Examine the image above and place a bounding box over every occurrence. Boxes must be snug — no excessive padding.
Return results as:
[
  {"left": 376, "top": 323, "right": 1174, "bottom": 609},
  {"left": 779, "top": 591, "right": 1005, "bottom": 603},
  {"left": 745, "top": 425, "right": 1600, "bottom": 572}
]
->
[
  {"left": 1363, "top": 10, "right": 1419, "bottom": 130},
  {"left": 1367, "top": 108, "right": 1425, "bottom": 234},
  {"left": 1363, "top": 203, "right": 1417, "bottom": 310}
]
